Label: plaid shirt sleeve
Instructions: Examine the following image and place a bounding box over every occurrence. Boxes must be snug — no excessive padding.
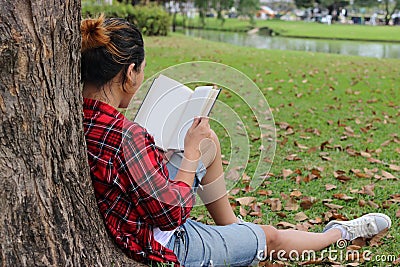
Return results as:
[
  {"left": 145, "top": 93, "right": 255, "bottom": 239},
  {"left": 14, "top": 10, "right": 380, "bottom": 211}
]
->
[{"left": 117, "top": 123, "right": 195, "bottom": 231}]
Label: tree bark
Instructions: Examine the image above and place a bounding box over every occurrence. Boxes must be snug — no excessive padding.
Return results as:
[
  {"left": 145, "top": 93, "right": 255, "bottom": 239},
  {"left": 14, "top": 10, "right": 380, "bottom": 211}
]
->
[{"left": 0, "top": 1, "right": 144, "bottom": 266}]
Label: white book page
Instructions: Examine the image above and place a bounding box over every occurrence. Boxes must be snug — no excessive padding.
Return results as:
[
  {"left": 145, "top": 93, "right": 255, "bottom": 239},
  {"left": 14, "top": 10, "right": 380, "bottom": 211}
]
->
[
  {"left": 169, "top": 86, "right": 216, "bottom": 150},
  {"left": 134, "top": 74, "right": 192, "bottom": 150}
]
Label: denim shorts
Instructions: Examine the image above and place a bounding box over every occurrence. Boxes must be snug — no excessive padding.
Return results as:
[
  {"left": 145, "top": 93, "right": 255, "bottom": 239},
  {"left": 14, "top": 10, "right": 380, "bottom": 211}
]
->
[
  {"left": 165, "top": 152, "right": 207, "bottom": 190},
  {"left": 165, "top": 153, "right": 267, "bottom": 267},
  {"left": 165, "top": 219, "right": 266, "bottom": 267}
]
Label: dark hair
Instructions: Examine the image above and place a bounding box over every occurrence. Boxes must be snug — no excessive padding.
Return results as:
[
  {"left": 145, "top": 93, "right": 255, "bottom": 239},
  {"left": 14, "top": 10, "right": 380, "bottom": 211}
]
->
[{"left": 81, "top": 15, "right": 145, "bottom": 88}]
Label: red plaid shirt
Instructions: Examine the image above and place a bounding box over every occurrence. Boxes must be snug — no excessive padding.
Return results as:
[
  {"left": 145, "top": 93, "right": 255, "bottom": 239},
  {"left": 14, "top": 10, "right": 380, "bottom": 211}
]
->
[{"left": 83, "top": 98, "right": 195, "bottom": 265}]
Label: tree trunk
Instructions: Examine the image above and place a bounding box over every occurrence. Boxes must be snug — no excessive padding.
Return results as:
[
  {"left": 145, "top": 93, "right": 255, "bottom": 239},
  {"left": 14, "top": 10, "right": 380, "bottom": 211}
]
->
[{"left": 0, "top": 1, "right": 144, "bottom": 266}]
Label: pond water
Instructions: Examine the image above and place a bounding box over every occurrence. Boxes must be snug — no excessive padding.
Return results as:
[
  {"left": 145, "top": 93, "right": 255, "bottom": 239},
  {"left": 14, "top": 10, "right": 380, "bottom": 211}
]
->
[{"left": 181, "top": 28, "right": 400, "bottom": 59}]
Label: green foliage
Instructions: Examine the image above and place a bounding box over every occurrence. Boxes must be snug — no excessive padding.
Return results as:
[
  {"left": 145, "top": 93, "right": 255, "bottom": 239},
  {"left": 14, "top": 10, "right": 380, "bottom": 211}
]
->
[
  {"left": 295, "top": 0, "right": 350, "bottom": 8},
  {"left": 82, "top": 2, "right": 171, "bottom": 36},
  {"left": 353, "top": 0, "right": 378, "bottom": 7},
  {"left": 294, "top": 0, "right": 315, "bottom": 8},
  {"left": 238, "top": 0, "right": 260, "bottom": 25},
  {"left": 130, "top": 4, "right": 171, "bottom": 36}
]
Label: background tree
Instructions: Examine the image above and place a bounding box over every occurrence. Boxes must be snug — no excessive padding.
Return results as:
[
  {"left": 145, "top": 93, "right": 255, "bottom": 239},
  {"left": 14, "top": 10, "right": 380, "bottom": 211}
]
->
[
  {"left": 195, "top": 0, "right": 210, "bottom": 27},
  {"left": 354, "top": 0, "right": 399, "bottom": 24},
  {"left": 381, "top": 0, "right": 400, "bottom": 24},
  {"left": 0, "top": 0, "right": 144, "bottom": 265},
  {"left": 211, "top": 0, "right": 234, "bottom": 26},
  {"left": 353, "top": 0, "right": 377, "bottom": 7},
  {"left": 238, "top": 0, "right": 260, "bottom": 26},
  {"left": 294, "top": 0, "right": 315, "bottom": 8}
]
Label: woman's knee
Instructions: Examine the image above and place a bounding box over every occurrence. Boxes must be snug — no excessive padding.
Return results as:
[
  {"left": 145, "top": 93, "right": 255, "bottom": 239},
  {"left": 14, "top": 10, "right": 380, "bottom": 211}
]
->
[
  {"left": 261, "top": 225, "right": 280, "bottom": 251},
  {"left": 200, "top": 129, "right": 220, "bottom": 168}
]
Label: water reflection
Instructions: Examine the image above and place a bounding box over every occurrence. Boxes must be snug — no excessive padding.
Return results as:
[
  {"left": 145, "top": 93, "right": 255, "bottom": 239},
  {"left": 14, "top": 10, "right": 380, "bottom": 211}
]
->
[{"left": 182, "top": 29, "right": 400, "bottom": 59}]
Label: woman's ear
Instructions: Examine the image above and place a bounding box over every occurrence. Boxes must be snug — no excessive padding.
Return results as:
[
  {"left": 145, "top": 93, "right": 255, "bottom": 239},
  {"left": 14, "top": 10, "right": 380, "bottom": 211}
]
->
[{"left": 127, "top": 63, "right": 136, "bottom": 83}]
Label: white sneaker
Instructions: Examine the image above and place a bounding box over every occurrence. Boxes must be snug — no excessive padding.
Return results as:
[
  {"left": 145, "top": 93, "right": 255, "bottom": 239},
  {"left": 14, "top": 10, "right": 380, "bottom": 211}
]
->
[
  {"left": 323, "top": 213, "right": 392, "bottom": 241},
  {"left": 237, "top": 215, "right": 246, "bottom": 224}
]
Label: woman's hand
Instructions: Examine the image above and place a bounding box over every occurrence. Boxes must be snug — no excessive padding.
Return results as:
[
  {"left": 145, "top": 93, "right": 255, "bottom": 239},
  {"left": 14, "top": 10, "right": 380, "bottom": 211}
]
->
[{"left": 184, "top": 117, "right": 211, "bottom": 161}]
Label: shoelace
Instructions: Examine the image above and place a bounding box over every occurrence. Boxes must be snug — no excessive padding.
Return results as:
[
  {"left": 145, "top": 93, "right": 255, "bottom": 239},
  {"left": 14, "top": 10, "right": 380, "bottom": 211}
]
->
[{"left": 345, "top": 216, "right": 378, "bottom": 240}]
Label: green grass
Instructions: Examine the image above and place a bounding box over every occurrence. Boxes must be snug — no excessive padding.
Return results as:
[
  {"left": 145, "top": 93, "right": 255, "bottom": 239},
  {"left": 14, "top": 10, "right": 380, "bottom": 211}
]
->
[
  {"left": 143, "top": 34, "right": 399, "bottom": 266},
  {"left": 262, "top": 20, "right": 400, "bottom": 42},
  {"left": 176, "top": 17, "right": 400, "bottom": 42}
]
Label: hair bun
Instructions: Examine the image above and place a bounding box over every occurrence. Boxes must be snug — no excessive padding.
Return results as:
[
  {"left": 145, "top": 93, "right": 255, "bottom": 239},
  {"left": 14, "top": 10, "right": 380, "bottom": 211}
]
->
[{"left": 81, "top": 15, "right": 110, "bottom": 52}]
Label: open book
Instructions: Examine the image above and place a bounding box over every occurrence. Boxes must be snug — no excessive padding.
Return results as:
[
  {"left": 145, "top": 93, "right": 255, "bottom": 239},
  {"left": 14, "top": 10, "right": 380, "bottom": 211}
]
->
[{"left": 134, "top": 74, "right": 221, "bottom": 151}]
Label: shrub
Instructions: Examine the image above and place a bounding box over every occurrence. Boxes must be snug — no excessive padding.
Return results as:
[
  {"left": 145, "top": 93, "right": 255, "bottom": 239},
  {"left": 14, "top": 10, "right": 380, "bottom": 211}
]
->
[
  {"left": 82, "top": 2, "right": 170, "bottom": 36},
  {"left": 130, "top": 4, "right": 170, "bottom": 36}
]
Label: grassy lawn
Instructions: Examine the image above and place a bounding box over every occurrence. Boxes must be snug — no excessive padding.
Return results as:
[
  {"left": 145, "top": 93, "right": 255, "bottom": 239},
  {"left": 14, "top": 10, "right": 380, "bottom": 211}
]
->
[
  {"left": 143, "top": 34, "right": 399, "bottom": 266},
  {"left": 177, "top": 17, "right": 400, "bottom": 42}
]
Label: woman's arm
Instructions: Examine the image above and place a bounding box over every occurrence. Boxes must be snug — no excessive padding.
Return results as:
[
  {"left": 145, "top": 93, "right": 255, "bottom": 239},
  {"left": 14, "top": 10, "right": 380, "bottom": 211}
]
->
[{"left": 173, "top": 117, "right": 211, "bottom": 186}]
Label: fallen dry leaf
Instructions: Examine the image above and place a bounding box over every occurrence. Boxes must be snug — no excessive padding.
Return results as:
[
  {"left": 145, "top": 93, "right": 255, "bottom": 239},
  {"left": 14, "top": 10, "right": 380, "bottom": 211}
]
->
[
  {"left": 350, "top": 169, "right": 371, "bottom": 178},
  {"left": 396, "top": 209, "right": 400, "bottom": 218},
  {"left": 325, "top": 184, "right": 337, "bottom": 191},
  {"left": 324, "top": 203, "right": 344, "bottom": 210},
  {"left": 321, "top": 156, "right": 332, "bottom": 161},
  {"left": 346, "top": 148, "right": 359, "bottom": 156},
  {"left": 251, "top": 202, "right": 261, "bottom": 212},
  {"left": 265, "top": 198, "right": 282, "bottom": 211},
  {"left": 358, "top": 184, "right": 375, "bottom": 196},
  {"left": 277, "top": 221, "right": 296, "bottom": 229},
  {"left": 308, "top": 217, "right": 323, "bottom": 224},
  {"left": 250, "top": 211, "right": 262, "bottom": 217},
  {"left": 295, "top": 223, "right": 310, "bottom": 231},
  {"left": 300, "top": 196, "right": 317, "bottom": 210},
  {"left": 367, "top": 156, "right": 383, "bottom": 164},
  {"left": 382, "top": 170, "right": 397, "bottom": 179},
  {"left": 360, "top": 151, "right": 372, "bottom": 158},
  {"left": 290, "top": 190, "right": 302, "bottom": 198},
  {"left": 252, "top": 218, "right": 263, "bottom": 224},
  {"left": 345, "top": 258, "right": 361, "bottom": 265},
  {"left": 285, "top": 154, "right": 301, "bottom": 161},
  {"left": 352, "top": 237, "right": 367, "bottom": 247},
  {"left": 226, "top": 169, "right": 240, "bottom": 181},
  {"left": 367, "top": 200, "right": 380, "bottom": 209},
  {"left": 336, "top": 175, "right": 351, "bottom": 182},
  {"left": 229, "top": 188, "right": 240, "bottom": 195},
  {"left": 370, "top": 229, "right": 388, "bottom": 247},
  {"left": 294, "top": 141, "right": 308, "bottom": 150},
  {"left": 381, "top": 139, "right": 392, "bottom": 146},
  {"left": 282, "top": 169, "right": 293, "bottom": 179},
  {"left": 389, "top": 164, "right": 400, "bottom": 172},
  {"left": 276, "top": 212, "right": 287, "bottom": 218},
  {"left": 240, "top": 206, "right": 248, "bottom": 217},
  {"left": 333, "top": 193, "right": 354, "bottom": 201},
  {"left": 347, "top": 244, "right": 362, "bottom": 251},
  {"left": 284, "top": 198, "right": 299, "bottom": 211},
  {"left": 258, "top": 190, "right": 272, "bottom": 196},
  {"left": 236, "top": 196, "right": 256, "bottom": 206},
  {"left": 294, "top": 212, "right": 308, "bottom": 222},
  {"left": 242, "top": 172, "right": 251, "bottom": 182}
]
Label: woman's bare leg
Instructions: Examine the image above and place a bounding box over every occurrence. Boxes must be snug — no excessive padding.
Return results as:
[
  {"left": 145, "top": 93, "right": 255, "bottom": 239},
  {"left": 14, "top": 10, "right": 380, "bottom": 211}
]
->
[
  {"left": 197, "top": 131, "right": 341, "bottom": 254},
  {"left": 261, "top": 225, "right": 341, "bottom": 259},
  {"left": 197, "top": 131, "right": 238, "bottom": 226}
]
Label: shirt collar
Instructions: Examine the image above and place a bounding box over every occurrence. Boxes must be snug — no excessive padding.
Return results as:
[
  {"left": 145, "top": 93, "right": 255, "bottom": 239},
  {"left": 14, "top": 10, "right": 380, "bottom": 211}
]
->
[{"left": 83, "top": 97, "right": 123, "bottom": 119}]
